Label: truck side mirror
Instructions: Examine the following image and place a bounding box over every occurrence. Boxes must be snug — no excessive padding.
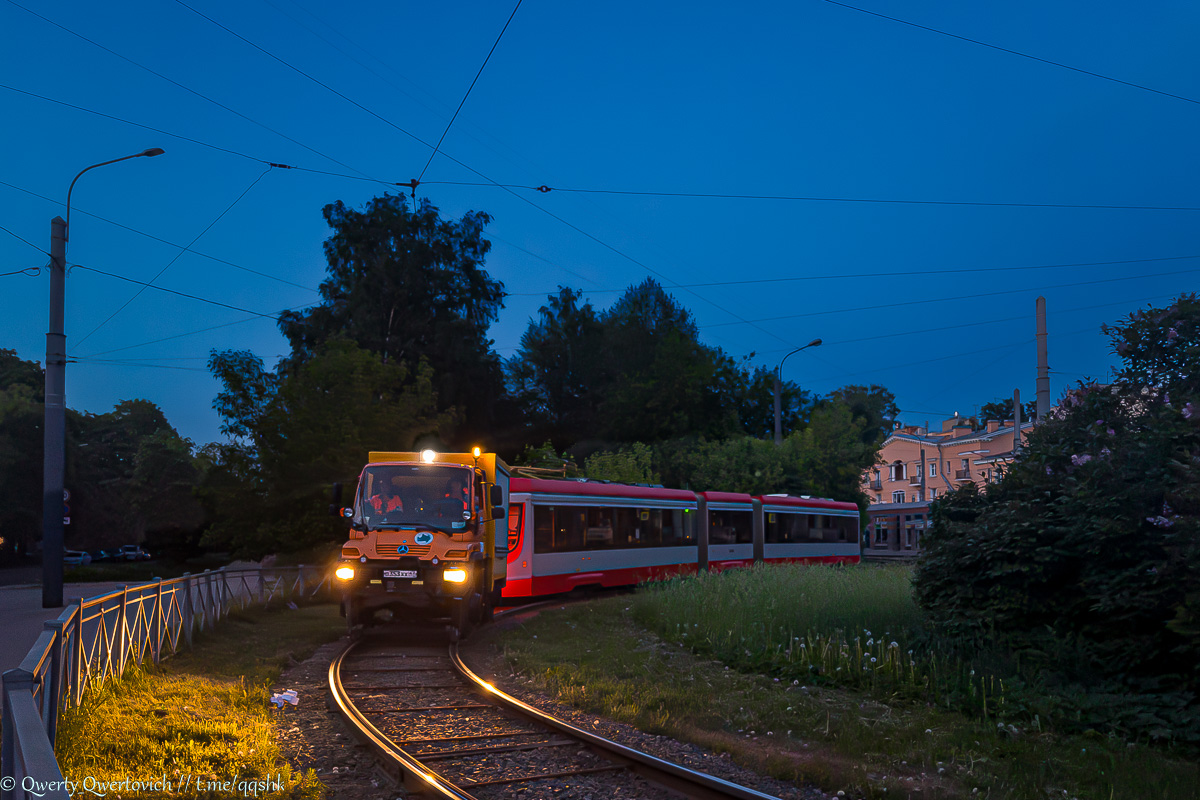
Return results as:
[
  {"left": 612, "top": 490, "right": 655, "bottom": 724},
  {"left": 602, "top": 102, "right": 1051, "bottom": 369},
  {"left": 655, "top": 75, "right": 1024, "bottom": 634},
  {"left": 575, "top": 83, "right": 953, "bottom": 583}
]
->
[
  {"left": 490, "top": 485, "right": 503, "bottom": 506},
  {"left": 492, "top": 505, "right": 507, "bottom": 520}
]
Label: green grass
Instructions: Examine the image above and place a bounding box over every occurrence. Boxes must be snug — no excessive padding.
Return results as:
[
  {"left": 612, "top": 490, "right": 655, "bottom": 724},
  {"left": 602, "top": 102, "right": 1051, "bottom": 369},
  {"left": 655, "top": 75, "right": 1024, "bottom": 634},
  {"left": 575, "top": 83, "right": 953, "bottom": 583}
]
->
[
  {"left": 55, "top": 602, "right": 346, "bottom": 799},
  {"left": 478, "top": 566, "right": 1199, "bottom": 799}
]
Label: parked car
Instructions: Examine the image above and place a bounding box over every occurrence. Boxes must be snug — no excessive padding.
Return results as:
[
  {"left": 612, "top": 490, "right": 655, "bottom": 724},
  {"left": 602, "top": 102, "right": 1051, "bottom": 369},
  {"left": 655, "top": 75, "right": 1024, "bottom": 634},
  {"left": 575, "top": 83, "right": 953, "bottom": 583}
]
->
[
  {"left": 63, "top": 550, "right": 92, "bottom": 566},
  {"left": 118, "top": 544, "right": 151, "bottom": 561},
  {"left": 89, "top": 549, "right": 113, "bottom": 563}
]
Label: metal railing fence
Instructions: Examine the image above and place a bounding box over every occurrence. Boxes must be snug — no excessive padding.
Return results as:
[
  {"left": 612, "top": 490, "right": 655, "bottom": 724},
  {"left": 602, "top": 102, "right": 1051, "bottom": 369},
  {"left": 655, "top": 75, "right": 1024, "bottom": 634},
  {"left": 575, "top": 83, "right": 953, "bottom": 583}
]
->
[{"left": 1, "top": 565, "right": 331, "bottom": 800}]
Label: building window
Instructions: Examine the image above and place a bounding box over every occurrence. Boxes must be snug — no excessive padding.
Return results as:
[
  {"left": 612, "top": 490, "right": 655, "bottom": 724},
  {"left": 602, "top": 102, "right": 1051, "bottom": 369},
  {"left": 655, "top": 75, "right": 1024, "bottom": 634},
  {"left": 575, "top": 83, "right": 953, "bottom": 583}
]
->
[
  {"left": 929, "top": 487, "right": 938, "bottom": 499},
  {"left": 889, "top": 462, "right": 906, "bottom": 481},
  {"left": 892, "top": 491, "right": 905, "bottom": 503},
  {"left": 929, "top": 462, "right": 937, "bottom": 477}
]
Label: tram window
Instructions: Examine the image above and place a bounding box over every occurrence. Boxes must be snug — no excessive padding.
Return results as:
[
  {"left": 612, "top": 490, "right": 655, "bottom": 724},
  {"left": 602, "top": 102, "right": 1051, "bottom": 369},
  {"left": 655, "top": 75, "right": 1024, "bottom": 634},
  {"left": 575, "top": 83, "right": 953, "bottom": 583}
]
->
[
  {"left": 534, "top": 506, "right": 586, "bottom": 553},
  {"left": 584, "top": 507, "right": 615, "bottom": 549},
  {"left": 662, "top": 509, "right": 694, "bottom": 546},
  {"left": 709, "top": 509, "right": 752, "bottom": 544},
  {"left": 765, "top": 512, "right": 807, "bottom": 543}
]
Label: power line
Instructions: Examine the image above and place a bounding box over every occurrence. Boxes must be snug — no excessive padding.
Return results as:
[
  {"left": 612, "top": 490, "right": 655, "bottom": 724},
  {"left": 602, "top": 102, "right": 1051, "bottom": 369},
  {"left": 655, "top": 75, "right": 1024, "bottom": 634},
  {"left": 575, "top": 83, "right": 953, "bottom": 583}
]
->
[
  {"left": 79, "top": 300, "right": 314, "bottom": 359},
  {"left": 506, "top": 254, "right": 1200, "bottom": 296},
  {"left": 418, "top": 0, "right": 523, "bottom": 182},
  {"left": 69, "top": 264, "right": 281, "bottom": 323},
  {"left": 75, "top": 166, "right": 276, "bottom": 347},
  {"left": 4, "top": 0, "right": 380, "bottom": 181},
  {"left": 1, "top": 266, "right": 42, "bottom": 278},
  {"left": 701, "top": 267, "right": 1200, "bottom": 329},
  {"left": 0, "top": 177, "right": 317, "bottom": 293},
  {"left": 424, "top": 181, "right": 1200, "bottom": 212},
  {"left": 0, "top": 222, "right": 44, "bottom": 254},
  {"left": 820, "top": 0, "right": 1200, "bottom": 108}
]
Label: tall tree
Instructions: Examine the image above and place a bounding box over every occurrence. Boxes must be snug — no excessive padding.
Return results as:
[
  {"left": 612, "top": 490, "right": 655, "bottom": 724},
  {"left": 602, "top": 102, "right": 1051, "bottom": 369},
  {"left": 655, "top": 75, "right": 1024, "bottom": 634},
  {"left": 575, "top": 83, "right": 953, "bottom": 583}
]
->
[
  {"left": 278, "top": 194, "right": 505, "bottom": 445},
  {"left": 823, "top": 384, "right": 899, "bottom": 446},
  {"left": 505, "top": 287, "right": 606, "bottom": 444},
  {"left": 978, "top": 395, "right": 1037, "bottom": 424},
  {"left": 0, "top": 350, "right": 43, "bottom": 561},
  {"left": 202, "top": 338, "right": 454, "bottom": 558}
]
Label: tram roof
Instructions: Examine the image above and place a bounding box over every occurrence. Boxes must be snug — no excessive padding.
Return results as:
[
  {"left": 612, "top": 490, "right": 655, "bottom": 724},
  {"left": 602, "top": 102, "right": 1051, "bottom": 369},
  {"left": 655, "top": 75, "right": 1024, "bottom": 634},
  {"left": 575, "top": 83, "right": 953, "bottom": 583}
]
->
[
  {"left": 757, "top": 494, "right": 860, "bottom": 512},
  {"left": 510, "top": 477, "right": 697, "bottom": 502}
]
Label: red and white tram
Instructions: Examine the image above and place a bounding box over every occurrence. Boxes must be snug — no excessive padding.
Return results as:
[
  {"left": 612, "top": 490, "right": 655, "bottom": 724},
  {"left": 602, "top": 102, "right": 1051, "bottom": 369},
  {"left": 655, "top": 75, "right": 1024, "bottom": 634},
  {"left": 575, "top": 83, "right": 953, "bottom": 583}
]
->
[{"left": 502, "top": 478, "right": 860, "bottom": 600}]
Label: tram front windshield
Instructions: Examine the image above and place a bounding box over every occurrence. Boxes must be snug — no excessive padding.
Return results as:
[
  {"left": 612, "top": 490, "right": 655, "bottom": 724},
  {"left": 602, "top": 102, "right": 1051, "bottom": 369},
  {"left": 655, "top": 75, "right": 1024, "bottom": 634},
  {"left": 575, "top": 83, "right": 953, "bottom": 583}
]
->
[{"left": 358, "top": 465, "right": 473, "bottom": 531}]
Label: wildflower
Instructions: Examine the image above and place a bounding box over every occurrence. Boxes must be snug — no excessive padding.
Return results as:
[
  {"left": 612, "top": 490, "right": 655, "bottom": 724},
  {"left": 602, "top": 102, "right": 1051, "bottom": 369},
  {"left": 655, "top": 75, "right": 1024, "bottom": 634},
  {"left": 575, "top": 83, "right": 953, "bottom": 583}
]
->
[
  {"left": 1146, "top": 516, "right": 1173, "bottom": 528},
  {"left": 1070, "top": 454, "right": 1092, "bottom": 466},
  {"left": 1168, "top": 327, "right": 1179, "bottom": 341},
  {"left": 925, "top": 729, "right": 933, "bottom": 734},
  {"left": 1099, "top": 448, "right": 1111, "bottom": 458},
  {"left": 890, "top": 641, "right": 899, "bottom": 648},
  {"left": 870, "top": 657, "right": 877, "bottom": 663},
  {"left": 1107, "top": 427, "right": 1115, "bottom": 435},
  {"left": 1045, "top": 466, "right": 1053, "bottom": 476},
  {"left": 1185, "top": 403, "right": 1195, "bottom": 420}
]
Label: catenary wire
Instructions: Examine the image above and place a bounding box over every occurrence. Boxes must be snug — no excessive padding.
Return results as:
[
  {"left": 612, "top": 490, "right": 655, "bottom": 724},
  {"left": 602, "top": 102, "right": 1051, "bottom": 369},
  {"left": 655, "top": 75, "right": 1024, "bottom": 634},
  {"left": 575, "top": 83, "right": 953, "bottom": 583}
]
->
[
  {"left": 80, "top": 300, "right": 315, "bottom": 359},
  {"left": 819, "top": 0, "right": 1200, "bottom": 107},
  {"left": 0, "top": 177, "right": 319, "bottom": 293},
  {"left": 0, "top": 222, "right": 45, "bottom": 254},
  {"left": 422, "top": 181, "right": 1200, "bottom": 212},
  {"left": 418, "top": 0, "right": 523, "bottom": 182},
  {"left": 700, "top": 267, "right": 1200, "bottom": 329},
  {"left": 69, "top": 264, "right": 282, "bottom": 322},
  {"left": 74, "top": 166, "right": 276, "bottom": 348},
  {"left": 3, "top": 0, "right": 382, "bottom": 182}
]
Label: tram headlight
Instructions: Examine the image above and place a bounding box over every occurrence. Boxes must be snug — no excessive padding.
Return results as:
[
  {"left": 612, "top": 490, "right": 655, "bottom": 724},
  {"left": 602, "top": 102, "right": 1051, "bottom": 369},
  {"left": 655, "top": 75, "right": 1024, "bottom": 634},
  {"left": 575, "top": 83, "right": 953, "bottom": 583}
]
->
[
  {"left": 335, "top": 565, "right": 356, "bottom": 581},
  {"left": 442, "top": 568, "right": 468, "bottom": 584}
]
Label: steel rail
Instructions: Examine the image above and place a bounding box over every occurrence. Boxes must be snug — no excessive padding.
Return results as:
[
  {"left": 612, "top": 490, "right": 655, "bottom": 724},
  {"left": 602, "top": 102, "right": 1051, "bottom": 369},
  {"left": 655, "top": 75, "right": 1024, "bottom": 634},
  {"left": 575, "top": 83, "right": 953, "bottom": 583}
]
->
[{"left": 328, "top": 606, "right": 782, "bottom": 800}]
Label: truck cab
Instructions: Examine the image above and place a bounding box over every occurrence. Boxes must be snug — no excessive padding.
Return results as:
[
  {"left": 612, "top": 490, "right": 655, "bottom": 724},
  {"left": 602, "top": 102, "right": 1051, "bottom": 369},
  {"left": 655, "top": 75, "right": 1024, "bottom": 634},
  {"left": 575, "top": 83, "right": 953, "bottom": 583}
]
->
[{"left": 335, "top": 450, "right": 509, "bottom": 637}]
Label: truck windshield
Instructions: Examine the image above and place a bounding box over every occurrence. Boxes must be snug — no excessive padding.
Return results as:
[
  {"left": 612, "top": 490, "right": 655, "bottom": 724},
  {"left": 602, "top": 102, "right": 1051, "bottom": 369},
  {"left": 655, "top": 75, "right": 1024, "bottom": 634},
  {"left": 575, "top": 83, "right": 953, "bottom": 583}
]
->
[{"left": 357, "top": 464, "right": 472, "bottom": 532}]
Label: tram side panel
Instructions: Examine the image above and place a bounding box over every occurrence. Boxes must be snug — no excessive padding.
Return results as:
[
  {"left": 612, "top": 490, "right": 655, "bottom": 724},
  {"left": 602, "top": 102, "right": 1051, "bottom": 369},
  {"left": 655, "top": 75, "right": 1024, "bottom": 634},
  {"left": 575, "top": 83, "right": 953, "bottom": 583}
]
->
[{"left": 760, "top": 498, "right": 862, "bottom": 565}]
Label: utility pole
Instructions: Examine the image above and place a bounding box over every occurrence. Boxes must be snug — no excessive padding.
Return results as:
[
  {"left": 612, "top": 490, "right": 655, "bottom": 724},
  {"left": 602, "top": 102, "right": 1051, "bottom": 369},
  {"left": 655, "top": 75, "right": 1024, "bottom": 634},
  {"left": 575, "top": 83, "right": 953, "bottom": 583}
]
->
[
  {"left": 1013, "top": 388, "right": 1022, "bottom": 456},
  {"left": 42, "top": 216, "right": 67, "bottom": 609},
  {"left": 1036, "top": 297, "right": 1050, "bottom": 421}
]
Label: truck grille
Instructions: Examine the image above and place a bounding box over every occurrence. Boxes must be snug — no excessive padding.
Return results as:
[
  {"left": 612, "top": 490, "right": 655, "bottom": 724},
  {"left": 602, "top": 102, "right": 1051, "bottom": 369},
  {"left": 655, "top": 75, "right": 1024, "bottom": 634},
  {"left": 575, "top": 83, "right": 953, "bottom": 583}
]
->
[{"left": 377, "top": 543, "right": 430, "bottom": 558}]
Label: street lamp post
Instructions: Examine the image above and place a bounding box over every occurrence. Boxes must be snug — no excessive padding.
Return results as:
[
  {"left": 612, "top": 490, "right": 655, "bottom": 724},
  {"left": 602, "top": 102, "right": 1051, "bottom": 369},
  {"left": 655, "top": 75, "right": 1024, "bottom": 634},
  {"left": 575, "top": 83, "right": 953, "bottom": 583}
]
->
[
  {"left": 43, "top": 148, "right": 165, "bottom": 609},
  {"left": 773, "top": 338, "right": 822, "bottom": 445}
]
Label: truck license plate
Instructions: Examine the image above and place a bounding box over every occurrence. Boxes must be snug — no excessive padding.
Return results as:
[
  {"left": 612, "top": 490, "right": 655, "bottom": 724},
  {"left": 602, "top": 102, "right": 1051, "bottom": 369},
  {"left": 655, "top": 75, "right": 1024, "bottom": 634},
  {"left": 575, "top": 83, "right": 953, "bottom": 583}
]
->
[{"left": 383, "top": 570, "right": 417, "bottom": 579}]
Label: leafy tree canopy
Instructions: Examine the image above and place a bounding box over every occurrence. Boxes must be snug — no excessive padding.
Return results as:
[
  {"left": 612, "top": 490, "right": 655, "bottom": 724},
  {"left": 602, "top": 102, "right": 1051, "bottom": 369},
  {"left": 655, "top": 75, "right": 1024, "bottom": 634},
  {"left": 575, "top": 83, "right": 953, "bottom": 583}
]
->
[
  {"left": 202, "top": 338, "right": 453, "bottom": 558},
  {"left": 278, "top": 194, "right": 505, "bottom": 445}
]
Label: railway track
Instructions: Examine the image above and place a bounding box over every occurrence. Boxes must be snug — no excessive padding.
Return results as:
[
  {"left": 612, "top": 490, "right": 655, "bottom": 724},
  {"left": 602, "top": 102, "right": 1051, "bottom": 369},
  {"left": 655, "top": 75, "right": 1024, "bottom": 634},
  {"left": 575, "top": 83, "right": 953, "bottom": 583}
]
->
[{"left": 328, "top": 618, "right": 782, "bottom": 800}]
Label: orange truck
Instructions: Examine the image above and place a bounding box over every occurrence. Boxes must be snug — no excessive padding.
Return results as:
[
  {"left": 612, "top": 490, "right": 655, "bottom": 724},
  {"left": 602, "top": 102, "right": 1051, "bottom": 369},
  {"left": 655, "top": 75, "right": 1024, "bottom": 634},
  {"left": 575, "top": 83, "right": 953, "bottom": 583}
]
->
[{"left": 334, "top": 449, "right": 510, "bottom": 637}]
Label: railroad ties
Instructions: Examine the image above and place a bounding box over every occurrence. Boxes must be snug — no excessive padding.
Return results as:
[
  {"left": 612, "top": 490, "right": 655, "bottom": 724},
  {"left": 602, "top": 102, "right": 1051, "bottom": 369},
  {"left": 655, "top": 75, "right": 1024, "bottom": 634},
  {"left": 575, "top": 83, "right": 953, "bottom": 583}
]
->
[{"left": 330, "top": 626, "right": 780, "bottom": 800}]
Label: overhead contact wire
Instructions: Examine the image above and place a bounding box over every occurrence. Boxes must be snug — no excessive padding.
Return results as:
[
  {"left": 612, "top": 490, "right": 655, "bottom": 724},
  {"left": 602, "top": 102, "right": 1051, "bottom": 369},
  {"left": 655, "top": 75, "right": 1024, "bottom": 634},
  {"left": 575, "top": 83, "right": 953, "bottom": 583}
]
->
[
  {"left": 74, "top": 166, "right": 275, "bottom": 348},
  {"left": 417, "top": 0, "right": 523, "bottom": 182}
]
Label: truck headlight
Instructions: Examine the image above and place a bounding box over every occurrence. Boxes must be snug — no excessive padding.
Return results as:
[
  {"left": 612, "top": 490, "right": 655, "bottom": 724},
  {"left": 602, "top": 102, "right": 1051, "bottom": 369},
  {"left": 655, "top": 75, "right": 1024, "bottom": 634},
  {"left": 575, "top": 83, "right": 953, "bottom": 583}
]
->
[
  {"left": 335, "top": 565, "right": 356, "bottom": 581},
  {"left": 443, "top": 568, "right": 468, "bottom": 583}
]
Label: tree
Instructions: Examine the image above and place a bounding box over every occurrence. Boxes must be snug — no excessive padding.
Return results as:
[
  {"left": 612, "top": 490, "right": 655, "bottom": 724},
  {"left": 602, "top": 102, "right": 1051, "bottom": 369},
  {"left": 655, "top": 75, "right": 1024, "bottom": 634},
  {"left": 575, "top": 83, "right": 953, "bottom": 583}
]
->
[
  {"left": 978, "top": 396, "right": 1037, "bottom": 425},
  {"left": 729, "top": 362, "right": 814, "bottom": 441},
  {"left": 202, "top": 338, "right": 454, "bottom": 558},
  {"left": 584, "top": 443, "right": 659, "bottom": 485},
  {"left": 914, "top": 295, "right": 1200, "bottom": 740},
  {"left": 0, "top": 352, "right": 43, "bottom": 561},
  {"left": 505, "top": 287, "right": 606, "bottom": 445},
  {"left": 822, "top": 384, "right": 898, "bottom": 446},
  {"left": 506, "top": 279, "right": 746, "bottom": 445},
  {"left": 278, "top": 194, "right": 505, "bottom": 446}
]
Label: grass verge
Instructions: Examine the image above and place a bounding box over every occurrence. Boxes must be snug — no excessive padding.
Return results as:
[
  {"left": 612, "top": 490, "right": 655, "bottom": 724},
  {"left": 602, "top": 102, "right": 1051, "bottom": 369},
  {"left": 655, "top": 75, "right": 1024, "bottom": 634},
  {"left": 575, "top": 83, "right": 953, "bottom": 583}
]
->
[
  {"left": 479, "top": 573, "right": 1198, "bottom": 800},
  {"left": 54, "top": 602, "right": 346, "bottom": 799}
]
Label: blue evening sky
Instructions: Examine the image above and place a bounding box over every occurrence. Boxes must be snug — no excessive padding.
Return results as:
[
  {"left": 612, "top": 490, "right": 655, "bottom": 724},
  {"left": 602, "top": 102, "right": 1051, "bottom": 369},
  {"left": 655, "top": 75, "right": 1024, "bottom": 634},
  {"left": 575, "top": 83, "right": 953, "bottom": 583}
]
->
[{"left": 2, "top": 0, "right": 1197, "bottom": 446}]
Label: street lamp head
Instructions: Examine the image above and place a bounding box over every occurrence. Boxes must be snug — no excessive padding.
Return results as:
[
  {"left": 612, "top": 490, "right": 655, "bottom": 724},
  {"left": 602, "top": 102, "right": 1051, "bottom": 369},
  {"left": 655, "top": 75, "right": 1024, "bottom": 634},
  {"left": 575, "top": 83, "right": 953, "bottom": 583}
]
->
[
  {"left": 807, "top": 338, "right": 822, "bottom": 348},
  {"left": 141, "top": 148, "right": 165, "bottom": 157}
]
